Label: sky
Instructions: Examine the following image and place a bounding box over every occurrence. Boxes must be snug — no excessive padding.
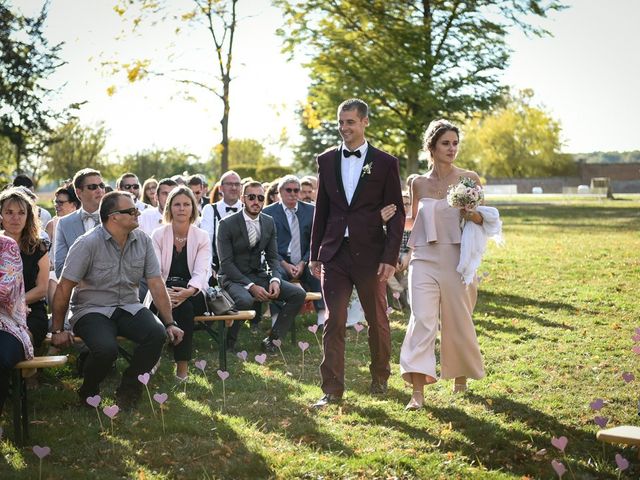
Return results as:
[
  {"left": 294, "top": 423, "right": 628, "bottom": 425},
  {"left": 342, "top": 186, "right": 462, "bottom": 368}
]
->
[{"left": 13, "top": 0, "right": 640, "bottom": 166}]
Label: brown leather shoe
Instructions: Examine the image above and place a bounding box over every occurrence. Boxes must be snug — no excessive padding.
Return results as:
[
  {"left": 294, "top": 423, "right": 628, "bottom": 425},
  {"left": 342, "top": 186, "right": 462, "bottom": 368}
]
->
[{"left": 312, "top": 393, "right": 343, "bottom": 409}]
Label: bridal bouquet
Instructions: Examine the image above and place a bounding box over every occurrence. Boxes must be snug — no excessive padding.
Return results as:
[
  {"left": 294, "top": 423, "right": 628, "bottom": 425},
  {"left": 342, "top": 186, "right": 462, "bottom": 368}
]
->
[{"left": 447, "top": 177, "right": 484, "bottom": 210}]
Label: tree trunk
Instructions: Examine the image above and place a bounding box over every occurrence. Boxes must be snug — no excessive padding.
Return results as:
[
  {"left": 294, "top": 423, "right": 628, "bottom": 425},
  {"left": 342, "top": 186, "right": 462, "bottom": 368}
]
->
[{"left": 405, "top": 133, "right": 421, "bottom": 175}]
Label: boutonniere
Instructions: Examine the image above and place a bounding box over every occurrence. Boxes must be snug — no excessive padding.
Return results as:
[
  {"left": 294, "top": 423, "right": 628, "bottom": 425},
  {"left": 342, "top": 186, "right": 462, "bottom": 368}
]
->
[{"left": 361, "top": 163, "right": 373, "bottom": 178}]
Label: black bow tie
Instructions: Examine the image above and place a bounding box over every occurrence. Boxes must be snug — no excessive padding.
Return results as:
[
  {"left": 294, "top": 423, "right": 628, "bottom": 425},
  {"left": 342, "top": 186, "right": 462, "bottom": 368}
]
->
[
  {"left": 226, "top": 206, "right": 238, "bottom": 213},
  {"left": 344, "top": 149, "right": 361, "bottom": 158}
]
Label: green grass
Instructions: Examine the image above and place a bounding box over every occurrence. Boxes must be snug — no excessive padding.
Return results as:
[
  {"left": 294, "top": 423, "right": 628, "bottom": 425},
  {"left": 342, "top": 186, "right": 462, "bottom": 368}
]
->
[{"left": 2, "top": 196, "right": 640, "bottom": 479}]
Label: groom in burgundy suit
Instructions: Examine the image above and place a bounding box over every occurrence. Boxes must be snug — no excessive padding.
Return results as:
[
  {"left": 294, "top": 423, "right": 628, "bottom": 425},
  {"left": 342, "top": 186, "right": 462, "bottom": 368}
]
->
[{"left": 310, "top": 98, "right": 404, "bottom": 408}]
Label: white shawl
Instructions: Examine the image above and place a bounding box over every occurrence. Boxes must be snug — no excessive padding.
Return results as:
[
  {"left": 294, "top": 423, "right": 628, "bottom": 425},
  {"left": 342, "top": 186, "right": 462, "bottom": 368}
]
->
[{"left": 457, "top": 205, "right": 503, "bottom": 285}]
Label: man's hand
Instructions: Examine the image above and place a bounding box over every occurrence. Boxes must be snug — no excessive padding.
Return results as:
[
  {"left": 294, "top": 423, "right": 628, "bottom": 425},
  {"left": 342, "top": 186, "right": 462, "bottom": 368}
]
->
[
  {"left": 166, "top": 325, "right": 184, "bottom": 345},
  {"left": 268, "top": 280, "right": 280, "bottom": 299},
  {"left": 249, "top": 284, "right": 271, "bottom": 302},
  {"left": 309, "top": 261, "right": 322, "bottom": 279},
  {"left": 377, "top": 263, "right": 395, "bottom": 283},
  {"left": 281, "top": 261, "right": 297, "bottom": 279},
  {"left": 51, "top": 331, "right": 74, "bottom": 348}
]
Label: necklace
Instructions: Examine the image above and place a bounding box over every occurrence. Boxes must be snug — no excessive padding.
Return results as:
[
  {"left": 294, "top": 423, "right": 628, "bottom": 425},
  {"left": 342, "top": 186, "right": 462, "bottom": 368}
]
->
[
  {"left": 432, "top": 168, "right": 457, "bottom": 197},
  {"left": 174, "top": 235, "right": 187, "bottom": 243}
]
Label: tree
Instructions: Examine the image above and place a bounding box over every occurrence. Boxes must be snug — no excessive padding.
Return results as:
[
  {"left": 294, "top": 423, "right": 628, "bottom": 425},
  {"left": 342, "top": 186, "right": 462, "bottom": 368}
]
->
[
  {"left": 290, "top": 100, "right": 340, "bottom": 174},
  {"left": 115, "top": 148, "right": 207, "bottom": 183},
  {"left": 275, "top": 0, "right": 565, "bottom": 174},
  {"left": 456, "top": 90, "right": 575, "bottom": 177},
  {"left": 0, "top": 1, "right": 70, "bottom": 174},
  {"left": 209, "top": 138, "right": 280, "bottom": 179},
  {"left": 44, "top": 120, "right": 108, "bottom": 182},
  {"left": 113, "top": 0, "right": 238, "bottom": 173}
]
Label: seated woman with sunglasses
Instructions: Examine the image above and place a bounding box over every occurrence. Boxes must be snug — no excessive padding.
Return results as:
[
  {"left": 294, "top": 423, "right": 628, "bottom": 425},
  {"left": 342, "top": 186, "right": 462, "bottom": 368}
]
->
[{"left": 146, "top": 187, "right": 211, "bottom": 381}]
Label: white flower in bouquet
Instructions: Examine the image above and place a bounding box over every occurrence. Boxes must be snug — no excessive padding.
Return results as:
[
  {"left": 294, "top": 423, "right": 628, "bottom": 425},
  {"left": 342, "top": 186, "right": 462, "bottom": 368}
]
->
[{"left": 447, "top": 177, "right": 484, "bottom": 209}]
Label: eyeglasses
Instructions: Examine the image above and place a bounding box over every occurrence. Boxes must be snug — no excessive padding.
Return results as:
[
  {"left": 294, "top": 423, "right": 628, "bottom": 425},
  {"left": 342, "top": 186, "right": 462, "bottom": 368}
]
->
[
  {"left": 53, "top": 199, "right": 70, "bottom": 206},
  {"left": 222, "top": 182, "right": 241, "bottom": 188},
  {"left": 244, "top": 194, "right": 265, "bottom": 202},
  {"left": 122, "top": 184, "right": 140, "bottom": 190},
  {"left": 108, "top": 207, "right": 139, "bottom": 216},
  {"left": 283, "top": 188, "right": 300, "bottom": 194},
  {"left": 82, "top": 183, "right": 106, "bottom": 191}
]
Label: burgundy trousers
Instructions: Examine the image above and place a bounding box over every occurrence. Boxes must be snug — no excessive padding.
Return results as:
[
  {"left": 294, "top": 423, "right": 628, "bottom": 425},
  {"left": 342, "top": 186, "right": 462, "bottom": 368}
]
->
[{"left": 320, "top": 240, "right": 391, "bottom": 395}]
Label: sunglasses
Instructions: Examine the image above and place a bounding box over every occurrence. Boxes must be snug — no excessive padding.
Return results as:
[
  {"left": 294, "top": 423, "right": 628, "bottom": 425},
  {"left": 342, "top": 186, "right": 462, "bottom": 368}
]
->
[
  {"left": 82, "top": 183, "right": 106, "bottom": 191},
  {"left": 108, "top": 207, "right": 139, "bottom": 216},
  {"left": 284, "top": 188, "right": 300, "bottom": 194},
  {"left": 122, "top": 184, "right": 140, "bottom": 190},
  {"left": 244, "top": 194, "right": 265, "bottom": 202},
  {"left": 53, "top": 199, "right": 70, "bottom": 206}
]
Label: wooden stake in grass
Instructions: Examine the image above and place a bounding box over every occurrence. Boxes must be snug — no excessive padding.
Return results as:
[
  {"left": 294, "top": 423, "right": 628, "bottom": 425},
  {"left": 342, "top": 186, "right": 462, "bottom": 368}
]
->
[
  {"left": 298, "top": 341, "right": 309, "bottom": 378},
  {"left": 103, "top": 405, "right": 119, "bottom": 436},
  {"left": 32, "top": 446, "right": 50, "bottom": 480},
  {"left": 86, "top": 395, "right": 104, "bottom": 432},
  {"left": 153, "top": 393, "right": 168, "bottom": 434},
  {"left": 308, "top": 324, "right": 322, "bottom": 352},
  {"left": 217, "top": 370, "right": 230, "bottom": 408},
  {"left": 137, "top": 372, "right": 156, "bottom": 416}
]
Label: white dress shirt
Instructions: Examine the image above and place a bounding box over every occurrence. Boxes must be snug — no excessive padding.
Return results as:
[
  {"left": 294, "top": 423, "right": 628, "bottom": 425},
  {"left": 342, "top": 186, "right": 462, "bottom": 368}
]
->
[
  {"left": 201, "top": 199, "right": 243, "bottom": 244},
  {"left": 341, "top": 140, "right": 368, "bottom": 237},
  {"left": 138, "top": 207, "right": 163, "bottom": 236}
]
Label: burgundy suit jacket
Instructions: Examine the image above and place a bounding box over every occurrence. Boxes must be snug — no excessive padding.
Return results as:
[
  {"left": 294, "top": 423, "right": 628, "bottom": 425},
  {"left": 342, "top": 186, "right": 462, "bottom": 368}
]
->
[{"left": 310, "top": 144, "right": 404, "bottom": 267}]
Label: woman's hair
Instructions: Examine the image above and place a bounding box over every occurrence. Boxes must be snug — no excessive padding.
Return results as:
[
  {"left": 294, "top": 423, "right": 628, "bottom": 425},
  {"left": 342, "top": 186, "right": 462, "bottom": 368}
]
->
[
  {"left": 0, "top": 187, "right": 41, "bottom": 255},
  {"left": 423, "top": 119, "right": 460, "bottom": 167},
  {"left": 265, "top": 179, "right": 281, "bottom": 206},
  {"left": 55, "top": 183, "right": 81, "bottom": 209},
  {"left": 142, "top": 178, "right": 158, "bottom": 205},
  {"left": 163, "top": 186, "right": 199, "bottom": 225},
  {"left": 209, "top": 181, "right": 222, "bottom": 204}
]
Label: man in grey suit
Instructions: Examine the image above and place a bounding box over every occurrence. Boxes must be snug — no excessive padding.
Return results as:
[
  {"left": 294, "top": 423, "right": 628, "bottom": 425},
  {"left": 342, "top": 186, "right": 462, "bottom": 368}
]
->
[
  {"left": 263, "top": 175, "right": 325, "bottom": 327},
  {"left": 216, "top": 181, "right": 306, "bottom": 352},
  {"left": 55, "top": 168, "right": 106, "bottom": 278}
]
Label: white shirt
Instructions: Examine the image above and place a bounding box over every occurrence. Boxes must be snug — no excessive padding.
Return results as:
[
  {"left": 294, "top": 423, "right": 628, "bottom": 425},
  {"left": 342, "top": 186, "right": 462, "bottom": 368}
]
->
[
  {"left": 78, "top": 207, "right": 100, "bottom": 233},
  {"left": 341, "top": 140, "right": 368, "bottom": 237},
  {"left": 138, "top": 207, "right": 163, "bottom": 236},
  {"left": 201, "top": 199, "right": 243, "bottom": 244},
  {"left": 135, "top": 199, "right": 147, "bottom": 213}
]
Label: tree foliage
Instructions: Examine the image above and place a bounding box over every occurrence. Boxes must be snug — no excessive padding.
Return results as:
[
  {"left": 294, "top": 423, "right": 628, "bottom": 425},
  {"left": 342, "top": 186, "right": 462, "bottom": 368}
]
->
[
  {"left": 115, "top": 148, "right": 207, "bottom": 183},
  {"left": 0, "top": 1, "right": 71, "bottom": 174},
  {"left": 113, "top": 0, "right": 238, "bottom": 173},
  {"left": 44, "top": 119, "right": 108, "bottom": 182},
  {"left": 275, "top": 0, "right": 566, "bottom": 175},
  {"left": 456, "top": 90, "right": 575, "bottom": 178},
  {"left": 209, "top": 138, "right": 280, "bottom": 179}
]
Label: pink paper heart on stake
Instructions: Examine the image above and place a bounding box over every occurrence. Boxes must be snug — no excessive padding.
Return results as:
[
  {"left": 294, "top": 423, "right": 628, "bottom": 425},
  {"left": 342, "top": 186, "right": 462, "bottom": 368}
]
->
[
  {"left": 236, "top": 350, "right": 247, "bottom": 361},
  {"left": 103, "top": 405, "right": 119, "bottom": 419},
  {"left": 594, "top": 416, "right": 608, "bottom": 428},
  {"left": 392, "top": 291, "right": 400, "bottom": 299},
  {"left": 298, "top": 341, "right": 309, "bottom": 352},
  {"left": 386, "top": 306, "right": 393, "bottom": 315},
  {"left": 137, "top": 372, "right": 150, "bottom": 385},
  {"left": 308, "top": 325, "right": 318, "bottom": 334},
  {"left": 633, "top": 345, "right": 640, "bottom": 355},
  {"left": 153, "top": 393, "right": 168, "bottom": 404},
  {"left": 551, "top": 460, "right": 566, "bottom": 478},
  {"left": 615, "top": 453, "right": 629, "bottom": 471},
  {"left": 622, "top": 372, "right": 635, "bottom": 383},
  {"left": 255, "top": 353, "right": 266, "bottom": 365},
  {"left": 272, "top": 339, "right": 282, "bottom": 348},
  {"left": 632, "top": 333, "right": 640, "bottom": 342},
  {"left": 354, "top": 323, "right": 364, "bottom": 333},
  {"left": 86, "top": 395, "right": 101, "bottom": 408},
  {"left": 33, "top": 445, "right": 50, "bottom": 459},
  {"left": 551, "top": 436, "right": 568, "bottom": 453},
  {"left": 589, "top": 398, "right": 604, "bottom": 411},
  {"left": 217, "top": 370, "right": 230, "bottom": 381},
  {"left": 195, "top": 359, "right": 207, "bottom": 371}
]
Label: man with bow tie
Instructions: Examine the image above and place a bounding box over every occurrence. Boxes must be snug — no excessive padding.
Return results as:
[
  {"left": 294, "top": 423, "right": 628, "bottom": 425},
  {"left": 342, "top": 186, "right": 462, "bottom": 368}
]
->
[
  {"left": 216, "top": 181, "right": 306, "bottom": 352},
  {"left": 310, "top": 98, "right": 404, "bottom": 408},
  {"left": 55, "top": 168, "right": 106, "bottom": 277},
  {"left": 201, "top": 170, "right": 244, "bottom": 273}
]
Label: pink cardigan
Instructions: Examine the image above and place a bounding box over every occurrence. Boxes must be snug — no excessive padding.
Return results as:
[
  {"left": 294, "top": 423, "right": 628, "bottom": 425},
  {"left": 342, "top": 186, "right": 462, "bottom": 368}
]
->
[{"left": 150, "top": 224, "right": 212, "bottom": 294}]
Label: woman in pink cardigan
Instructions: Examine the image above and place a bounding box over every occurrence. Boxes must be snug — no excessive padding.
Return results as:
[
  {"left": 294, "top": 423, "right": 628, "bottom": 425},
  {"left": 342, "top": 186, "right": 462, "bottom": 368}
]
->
[{"left": 147, "top": 187, "right": 212, "bottom": 381}]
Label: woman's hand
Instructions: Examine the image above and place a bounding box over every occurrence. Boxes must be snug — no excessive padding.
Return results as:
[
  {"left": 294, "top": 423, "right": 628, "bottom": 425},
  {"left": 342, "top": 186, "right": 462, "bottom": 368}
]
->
[
  {"left": 168, "top": 286, "right": 195, "bottom": 308},
  {"left": 460, "top": 207, "right": 483, "bottom": 225},
  {"left": 380, "top": 204, "right": 397, "bottom": 224}
]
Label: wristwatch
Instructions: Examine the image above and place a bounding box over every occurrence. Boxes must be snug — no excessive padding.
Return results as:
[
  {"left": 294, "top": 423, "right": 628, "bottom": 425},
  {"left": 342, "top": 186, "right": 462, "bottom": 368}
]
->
[
  {"left": 51, "top": 329, "right": 64, "bottom": 335},
  {"left": 164, "top": 322, "right": 177, "bottom": 329}
]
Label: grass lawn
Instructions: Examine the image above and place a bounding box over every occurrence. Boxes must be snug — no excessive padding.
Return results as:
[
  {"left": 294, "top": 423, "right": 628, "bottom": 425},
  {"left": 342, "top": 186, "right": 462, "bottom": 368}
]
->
[{"left": 2, "top": 195, "right": 640, "bottom": 479}]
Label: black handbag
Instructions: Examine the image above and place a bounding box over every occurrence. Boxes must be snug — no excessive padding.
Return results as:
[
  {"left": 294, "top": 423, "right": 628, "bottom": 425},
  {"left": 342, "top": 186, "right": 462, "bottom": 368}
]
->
[
  {"left": 166, "top": 276, "right": 189, "bottom": 289},
  {"left": 203, "top": 286, "right": 237, "bottom": 315}
]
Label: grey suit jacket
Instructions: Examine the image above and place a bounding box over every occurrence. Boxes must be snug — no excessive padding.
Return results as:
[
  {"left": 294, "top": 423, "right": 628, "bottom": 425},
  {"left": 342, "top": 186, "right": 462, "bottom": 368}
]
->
[
  {"left": 216, "top": 211, "right": 281, "bottom": 288},
  {"left": 54, "top": 210, "right": 87, "bottom": 277}
]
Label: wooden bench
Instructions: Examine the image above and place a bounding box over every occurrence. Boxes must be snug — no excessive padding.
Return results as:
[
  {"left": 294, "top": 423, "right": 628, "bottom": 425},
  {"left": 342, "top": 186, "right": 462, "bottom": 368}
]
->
[
  {"left": 44, "top": 334, "right": 133, "bottom": 365},
  {"left": 11, "top": 355, "right": 68, "bottom": 445},
  {"left": 597, "top": 426, "right": 640, "bottom": 458},
  {"left": 193, "top": 310, "right": 256, "bottom": 369}
]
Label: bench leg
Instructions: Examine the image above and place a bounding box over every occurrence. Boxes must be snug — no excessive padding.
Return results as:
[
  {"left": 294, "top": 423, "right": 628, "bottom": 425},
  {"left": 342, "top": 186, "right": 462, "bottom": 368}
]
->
[
  {"left": 10, "top": 369, "right": 27, "bottom": 445},
  {"left": 218, "top": 321, "right": 227, "bottom": 371},
  {"left": 290, "top": 315, "right": 297, "bottom": 345}
]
